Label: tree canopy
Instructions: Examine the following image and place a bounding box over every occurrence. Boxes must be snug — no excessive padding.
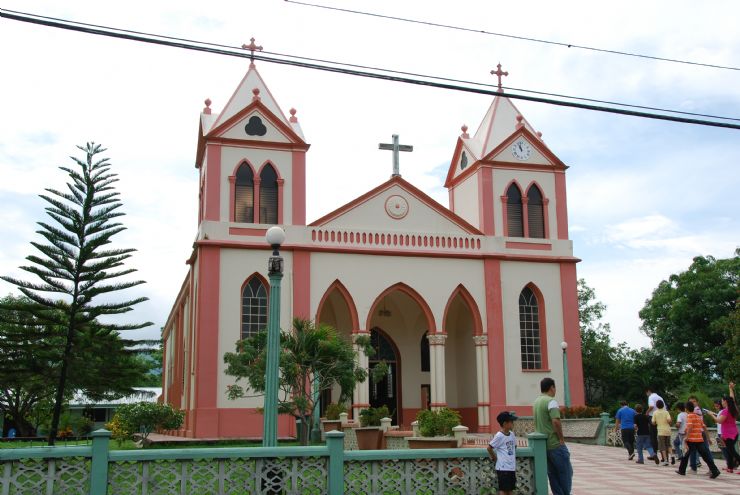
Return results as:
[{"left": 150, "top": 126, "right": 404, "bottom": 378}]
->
[
  {"left": 0, "top": 143, "right": 152, "bottom": 444},
  {"left": 224, "top": 318, "right": 386, "bottom": 445}
]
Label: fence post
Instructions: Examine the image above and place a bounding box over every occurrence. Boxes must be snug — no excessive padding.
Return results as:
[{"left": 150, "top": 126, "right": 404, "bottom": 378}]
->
[
  {"left": 89, "top": 428, "right": 111, "bottom": 495},
  {"left": 326, "top": 430, "right": 345, "bottom": 495},
  {"left": 599, "top": 412, "right": 610, "bottom": 446},
  {"left": 527, "top": 432, "right": 548, "bottom": 495}
]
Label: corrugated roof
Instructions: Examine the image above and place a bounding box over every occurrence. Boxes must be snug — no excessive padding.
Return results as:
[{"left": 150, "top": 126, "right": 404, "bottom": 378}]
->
[{"left": 68, "top": 387, "right": 162, "bottom": 408}]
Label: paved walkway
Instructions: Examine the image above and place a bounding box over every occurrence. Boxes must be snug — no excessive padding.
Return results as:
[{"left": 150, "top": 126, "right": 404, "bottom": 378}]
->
[{"left": 568, "top": 442, "right": 740, "bottom": 494}]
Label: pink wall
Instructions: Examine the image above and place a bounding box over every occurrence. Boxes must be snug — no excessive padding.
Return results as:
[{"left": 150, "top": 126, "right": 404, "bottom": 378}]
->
[
  {"left": 560, "top": 262, "right": 585, "bottom": 405},
  {"left": 484, "top": 258, "right": 506, "bottom": 426}
]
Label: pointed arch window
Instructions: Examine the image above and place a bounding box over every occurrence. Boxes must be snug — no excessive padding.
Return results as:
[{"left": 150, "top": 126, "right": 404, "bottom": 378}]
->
[
  {"left": 527, "top": 185, "right": 545, "bottom": 238},
  {"left": 420, "top": 331, "right": 430, "bottom": 372},
  {"left": 506, "top": 184, "right": 524, "bottom": 237},
  {"left": 519, "top": 286, "right": 542, "bottom": 369},
  {"left": 241, "top": 277, "right": 267, "bottom": 340},
  {"left": 234, "top": 163, "right": 254, "bottom": 223},
  {"left": 259, "top": 164, "right": 278, "bottom": 224}
]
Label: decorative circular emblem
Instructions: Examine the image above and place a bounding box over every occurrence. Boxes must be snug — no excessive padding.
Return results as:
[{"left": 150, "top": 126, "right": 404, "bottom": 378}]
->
[{"left": 385, "top": 195, "right": 409, "bottom": 219}]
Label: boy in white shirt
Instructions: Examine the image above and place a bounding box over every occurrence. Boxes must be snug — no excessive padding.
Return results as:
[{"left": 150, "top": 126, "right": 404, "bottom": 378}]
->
[{"left": 488, "top": 411, "right": 518, "bottom": 495}]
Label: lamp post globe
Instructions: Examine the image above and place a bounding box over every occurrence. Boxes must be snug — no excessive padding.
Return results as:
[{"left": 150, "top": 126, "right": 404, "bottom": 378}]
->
[
  {"left": 263, "top": 226, "right": 285, "bottom": 447},
  {"left": 560, "top": 341, "right": 568, "bottom": 350}
]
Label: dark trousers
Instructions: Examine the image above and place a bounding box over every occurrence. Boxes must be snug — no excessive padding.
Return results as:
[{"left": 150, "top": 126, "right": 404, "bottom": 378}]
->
[
  {"left": 677, "top": 441, "right": 720, "bottom": 476},
  {"left": 724, "top": 435, "right": 740, "bottom": 470},
  {"left": 648, "top": 421, "right": 659, "bottom": 453},
  {"left": 620, "top": 428, "right": 635, "bottom": 456},
  {"left": 689, "top": 430, "right": 710, "bottom": 468}
]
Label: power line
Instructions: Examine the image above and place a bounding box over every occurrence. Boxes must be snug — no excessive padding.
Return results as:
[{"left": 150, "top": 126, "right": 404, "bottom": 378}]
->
[
  {"left": 284, "top": 0, "right": 740, "bottom": 72},
  {"left": 1, "top": 8, "right": 739, "bottom": 130}
]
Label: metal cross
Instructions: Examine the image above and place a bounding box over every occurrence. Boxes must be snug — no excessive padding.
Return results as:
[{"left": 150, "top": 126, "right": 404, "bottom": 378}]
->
[
  {"left": 491, "top": 63, "right": 509, "bottom": 92},
  {"left": 242, "top": 37, "right": 263, "bottom": 62},
  {"left": 378, "top": 134, "right": 413, "bottom": 177}
]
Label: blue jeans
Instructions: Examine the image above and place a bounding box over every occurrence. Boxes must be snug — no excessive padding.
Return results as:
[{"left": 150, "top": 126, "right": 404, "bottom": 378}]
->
[
  {"left": 636, "top": 434, "right": 655, "bottom": 462},
  {"left": 546, "top": 444, "right": 573, "bottom": 495}
]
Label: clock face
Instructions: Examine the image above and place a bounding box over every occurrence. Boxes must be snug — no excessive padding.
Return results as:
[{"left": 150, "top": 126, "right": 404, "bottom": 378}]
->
[
  {"left": 512, "top": 139, "right": 532, "bottom": 161},
  {"left": 385, "top": 195, "right": 409, "bottom": 219}
]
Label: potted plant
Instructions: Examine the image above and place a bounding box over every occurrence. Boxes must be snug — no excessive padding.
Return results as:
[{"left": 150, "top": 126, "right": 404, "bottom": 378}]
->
[
  {"left": 408, "top": 407, "right": 461, "bottom": 449},
  {"left": 321, "top": 403, "right": 346, "bottom": 434},
  {"left": 354, "top": 405, "right": 389, "bottom": 450}
]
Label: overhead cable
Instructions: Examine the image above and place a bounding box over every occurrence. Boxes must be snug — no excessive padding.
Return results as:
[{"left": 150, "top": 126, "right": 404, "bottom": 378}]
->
[{"left": 1, "top": 8, "right": 739, "bottom": 130}]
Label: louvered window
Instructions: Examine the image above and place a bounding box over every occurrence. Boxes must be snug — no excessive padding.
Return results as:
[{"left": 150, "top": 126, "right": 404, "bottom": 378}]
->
[
  {"left": 241, "top": 277, "right": 267, "bottom": 340},
  {"left": 506, "top": 184, "right": 524, "bottom": 237},
  {"left": 234, "top": 163, "right": 254, "bottom": 223},
  {"left": 259, "top": 164, "right": 278, "bottom": 224},
  {"left": 527, "top": 186, "right": 545, "bottom": 238},
  {"left": 519, "top": 287, "right": 542, "bottom": 369}
]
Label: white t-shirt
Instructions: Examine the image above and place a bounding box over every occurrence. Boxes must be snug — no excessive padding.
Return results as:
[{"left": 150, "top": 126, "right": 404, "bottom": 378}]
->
[
  {"left": 489, "top": 431, "right": 517, "bottom": 471},
  {"left": 676, "top": 412, "right": 688, "bottom": 435},
  {"left": 647, "top": 393, "right": 663, "bottom": 416}
]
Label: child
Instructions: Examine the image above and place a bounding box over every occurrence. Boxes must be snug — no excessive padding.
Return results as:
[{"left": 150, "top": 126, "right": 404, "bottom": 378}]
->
[
  {"left": 488, "top": 411, "right": 518, "bottom": 495},
  {"left": 652, "top": 399, "right": 673, "bottom": 465},
  {"left": 673, "top": 402, "right": 687, "bottom": 462},
  {"left": 634, "top": 404, "right": 659, "bottom": 464}
]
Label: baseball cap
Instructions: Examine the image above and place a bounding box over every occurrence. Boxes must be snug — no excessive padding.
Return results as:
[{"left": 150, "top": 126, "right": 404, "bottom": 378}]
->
[{"left": 497, "top": 411, "right": 518, "bottom": 426}]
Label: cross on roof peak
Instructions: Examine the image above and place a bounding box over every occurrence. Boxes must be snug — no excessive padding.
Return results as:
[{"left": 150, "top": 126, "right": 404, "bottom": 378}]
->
[
  {"left": 491, "top": 63, "right": 509, "bottom": 92},
  {"left": 378, "top": 134, "right": 413, "bottom": 177},
  {"left": 242, "top": 37, "right": 263, "bottom": 64}
]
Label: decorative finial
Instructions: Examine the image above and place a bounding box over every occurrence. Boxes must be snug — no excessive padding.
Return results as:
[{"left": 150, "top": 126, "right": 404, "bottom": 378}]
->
[
  {"left": 289, "top": 108, "right": 298, "bottom": 123},
  {"left": 203, "top": 98, "right": 212, "bottom": 115},
  {"left": 461, "top": 124, "right": 469, "bottom": 139},
  {"left": 242, "top": 37, "right": 263, "bottom": 65},
  {"left": 516, "top": 115, "right": 524, "bottom": 129},
  {"left": 252, "top": 88, "right": 261, "bottom": 101},
  {"left": 537, "top": 131, "right": 543, "bottom": 140},
  {"left": 490, "top": 62, "right": 509, "bottom": 92}
]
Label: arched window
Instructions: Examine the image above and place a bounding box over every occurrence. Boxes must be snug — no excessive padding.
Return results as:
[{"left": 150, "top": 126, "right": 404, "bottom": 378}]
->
[
  {"left": 519, "top": 286, "right": 542, "bottom": 369},
  {"left": 259, "top": 164, "right": 278, "bottom": 224},
  {"left": 241, "top": 277, "right": 267, "bottom": 340},
  {"left": 420, "top": 331, "right": 430, "bottom": 372},
  {"left": 234, "top": 163, "right": 254, "bottom": 223},
  {"left": 506, "top": 184, "right": 524, "bottom": 237},
  {"left": 527, "top": 185, "right": 545, "bottom": 238}
]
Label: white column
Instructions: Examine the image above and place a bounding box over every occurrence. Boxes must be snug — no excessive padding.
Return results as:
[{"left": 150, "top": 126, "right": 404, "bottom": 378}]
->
[
  {"left": 428, "top": 333, "right": 447, "bottom": 410},
  {"left": 473, "top": 335, "right": 490, "bottom": 432},
  {"left": 352, "top": 332, "right": 370, "bottom": 420}
]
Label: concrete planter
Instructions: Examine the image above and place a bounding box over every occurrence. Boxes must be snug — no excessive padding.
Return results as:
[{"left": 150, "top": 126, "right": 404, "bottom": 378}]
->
[
  {"left": 407, "top": 437, "right": 458, "bottom": 449},
  {"left": 354, "top": 427, "right": 382, "bottom": 450},
  {"left": 321, "top": 420, "right": 342, "bottom": 433}
]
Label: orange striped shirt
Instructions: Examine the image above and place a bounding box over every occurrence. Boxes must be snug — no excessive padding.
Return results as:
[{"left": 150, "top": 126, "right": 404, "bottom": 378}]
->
[{"left": 685, "top": 412, "right": 704, "bottom": 443}]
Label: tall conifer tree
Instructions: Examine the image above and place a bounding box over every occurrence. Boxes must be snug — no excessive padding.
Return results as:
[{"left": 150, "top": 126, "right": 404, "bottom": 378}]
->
[{"left": 1, "top": 143, "right": 151, "bottom": 445}]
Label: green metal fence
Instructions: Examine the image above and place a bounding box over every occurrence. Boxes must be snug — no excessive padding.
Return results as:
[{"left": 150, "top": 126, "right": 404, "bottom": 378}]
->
[{"left": 0, "top": 429, "right": 549, "bottom": 494}]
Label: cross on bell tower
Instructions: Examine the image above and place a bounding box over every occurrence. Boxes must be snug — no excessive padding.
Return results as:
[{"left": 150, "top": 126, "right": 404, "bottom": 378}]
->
[
  {"left": 242, "top": 37, "right": 263, "bottom": 65},
  {"left": 491, "top": 62, "right": 509, "bottom": 92},
  {"left": 379, "top": 134, "right": 413, "bottom": 177}
]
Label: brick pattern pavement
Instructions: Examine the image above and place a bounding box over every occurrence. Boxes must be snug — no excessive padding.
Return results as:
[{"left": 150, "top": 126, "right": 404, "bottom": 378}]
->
[{"left": 568, "top": 442, "right": 740, "bottom": 494}]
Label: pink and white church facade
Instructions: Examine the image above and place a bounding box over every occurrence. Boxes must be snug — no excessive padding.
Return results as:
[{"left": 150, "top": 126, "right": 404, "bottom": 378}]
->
[{"left": 161, "top": 58, "right": 585, "bottom": 439}]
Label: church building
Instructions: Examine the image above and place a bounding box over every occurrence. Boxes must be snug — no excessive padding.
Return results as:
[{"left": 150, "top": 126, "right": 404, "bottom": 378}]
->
[{"left": 161, "top": 52, "right": 585, "bottom": 439}]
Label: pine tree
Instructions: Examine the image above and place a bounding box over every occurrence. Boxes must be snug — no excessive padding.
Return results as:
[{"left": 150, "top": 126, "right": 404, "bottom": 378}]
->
[{"left": 0, "top": 143, "right": 152, "bottom": 445}]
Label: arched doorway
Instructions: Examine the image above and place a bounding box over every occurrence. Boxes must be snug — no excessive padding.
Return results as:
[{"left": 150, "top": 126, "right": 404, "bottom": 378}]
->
[{"left": 368, "top": 327, "right": 400, "bottom": 425}]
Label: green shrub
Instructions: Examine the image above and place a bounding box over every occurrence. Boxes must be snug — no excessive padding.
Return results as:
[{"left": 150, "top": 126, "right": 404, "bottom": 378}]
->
[
  {"left": 113, "top": 402, "right": 184, "bottom": 446},
  {"left": 324, "top": 403, "right": 347, "bottom": 421},
  {"left": 416, "top": 407, "right": 461, "bottom": 437},
  {"left": 359, "top": 405, "right": 390, "bottom": 427},
  {"left": 560, "top": 405, "right": 603, "bottom": 418},
  {"left": 74, "top": 416, "right": 94, "bottom": 436}
]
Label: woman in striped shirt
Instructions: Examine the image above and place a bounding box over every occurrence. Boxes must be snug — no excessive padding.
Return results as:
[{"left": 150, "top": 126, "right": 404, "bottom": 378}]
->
[{"left": 675, "top": 401, "right": 721, "bottom": 478}]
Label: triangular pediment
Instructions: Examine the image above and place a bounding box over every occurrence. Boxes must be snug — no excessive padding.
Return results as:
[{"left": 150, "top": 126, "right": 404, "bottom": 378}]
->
[
  {"left": 483, "top": 128, "right": 565, "bottom": 168},
  {"left": 207, "top": 100, "right": 306, "bottom": 145},
  {"left": 310, "top": 176, "right": 482, "bottom": 235}
]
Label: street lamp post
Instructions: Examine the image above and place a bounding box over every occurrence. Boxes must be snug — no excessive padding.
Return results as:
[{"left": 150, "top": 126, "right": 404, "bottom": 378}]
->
[
  {"left": 263, "top": 226, "right": 286, "bottom": 447},
  {"left": 561, "top": 341, "right": 571, "bottom": 407}
]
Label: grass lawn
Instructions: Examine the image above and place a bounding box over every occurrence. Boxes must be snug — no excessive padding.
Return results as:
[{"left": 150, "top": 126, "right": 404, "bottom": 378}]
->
[{"left": 1, "top": 438, "right": 319, "bottom": 450}]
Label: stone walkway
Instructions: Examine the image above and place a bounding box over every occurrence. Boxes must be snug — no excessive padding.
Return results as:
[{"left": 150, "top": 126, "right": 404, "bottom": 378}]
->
[{"left": 568, "top": 442, "right": 740, "bottom": 494}]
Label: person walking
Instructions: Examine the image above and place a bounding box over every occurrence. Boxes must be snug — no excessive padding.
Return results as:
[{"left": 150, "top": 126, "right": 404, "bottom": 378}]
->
[
  {"left": 634, "top": 404, "right": 659, "bottom": 464},
  {"left": 675, "top": 400, "right": 720, "bottom": 478},
  {"left": 651, "top": 399, "right": 673, "bottom": 465},
  {"left": 673, "top": 402, "right": 687, "bottom": 463},
  {"left": 645, "top": 387, "right": 663, "bottom": 455},
  {"left": 533, "top": 377, "right": 573, "bottom": 495},
  {"left": 706, "top": 383, "right": 739, "bottom": 474},
  {"left": 614, "top": 400, "right": 636, "bottom": 460}
]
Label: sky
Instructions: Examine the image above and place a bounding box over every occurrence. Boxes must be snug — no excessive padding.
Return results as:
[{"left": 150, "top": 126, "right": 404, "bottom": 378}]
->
[{"left": 0, "top": 0, "right": 738, "bottom": 349}]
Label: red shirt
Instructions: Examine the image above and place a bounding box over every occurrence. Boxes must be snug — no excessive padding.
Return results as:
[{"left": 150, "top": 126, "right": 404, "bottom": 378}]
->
[{"left": 685, "top": 412, "right": 704, "bottom": 443}]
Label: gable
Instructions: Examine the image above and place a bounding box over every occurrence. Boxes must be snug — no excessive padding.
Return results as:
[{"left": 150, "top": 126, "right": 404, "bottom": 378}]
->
[
  {"left": 218, "top": 110, "right": 292, "bottom": 143},
  {"left": 488, "top": 134, "right": 551, "bottom": 166},
  {"left": 310, "top": 178, "right": 481, "bottom": 235}
]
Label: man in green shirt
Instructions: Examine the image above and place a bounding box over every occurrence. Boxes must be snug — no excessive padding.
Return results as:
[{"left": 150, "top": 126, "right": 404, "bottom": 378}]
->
[{"left": 533, "top": 377, "right": 572, "bottom": 495}]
